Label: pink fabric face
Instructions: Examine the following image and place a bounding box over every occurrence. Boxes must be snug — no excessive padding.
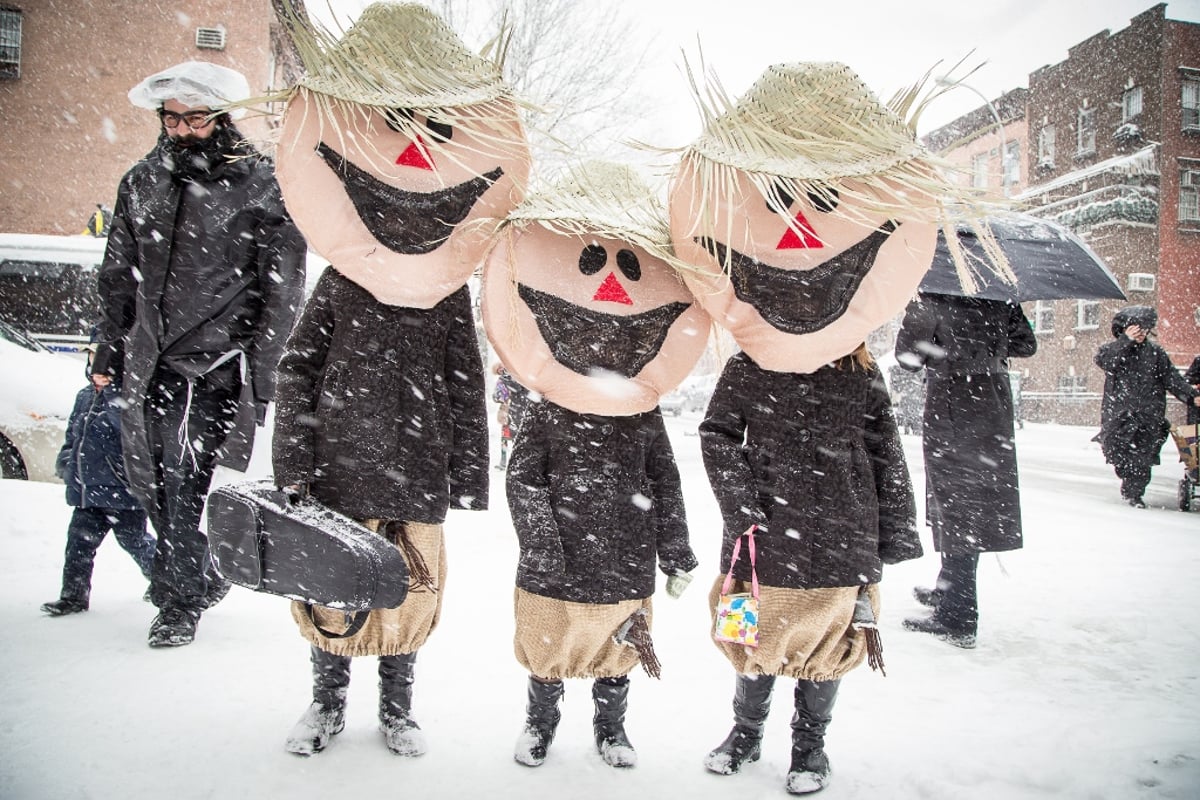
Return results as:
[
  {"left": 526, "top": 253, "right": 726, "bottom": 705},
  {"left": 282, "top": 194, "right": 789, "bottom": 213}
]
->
[
  {"left": 276, "top": 90, "right": 531, "bottom": 308},
  {"left": 669, "top": 163, "right": 935, "bottom": 372},
  {"left": 482, "top": 227, "right": 711, "bottom": 416}
]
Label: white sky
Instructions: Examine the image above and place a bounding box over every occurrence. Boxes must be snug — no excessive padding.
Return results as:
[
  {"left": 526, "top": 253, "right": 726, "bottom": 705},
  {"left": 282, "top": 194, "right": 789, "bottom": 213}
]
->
[{"left": 310, "top": 0, "right": 1200, "bottom": 142}]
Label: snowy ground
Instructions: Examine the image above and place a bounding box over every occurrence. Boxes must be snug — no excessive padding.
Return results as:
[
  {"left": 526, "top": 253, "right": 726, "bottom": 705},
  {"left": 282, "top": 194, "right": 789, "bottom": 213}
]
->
[{"left": 2, "top": 414, "right": 1198, "bottom": 799}]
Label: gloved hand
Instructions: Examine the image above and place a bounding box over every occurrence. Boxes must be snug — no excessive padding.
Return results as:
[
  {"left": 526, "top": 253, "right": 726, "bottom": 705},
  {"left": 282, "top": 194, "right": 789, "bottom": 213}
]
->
[
  {"left": 666, "top": 571, "right": 693, "bottom": 599},
  {"left": 281, "top": 482, "right": 308, "bottom": 505}
]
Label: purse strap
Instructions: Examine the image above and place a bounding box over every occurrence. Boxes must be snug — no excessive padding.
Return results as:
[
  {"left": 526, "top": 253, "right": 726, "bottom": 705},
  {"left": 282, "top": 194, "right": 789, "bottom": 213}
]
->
[
  {"left": 304, "top": 604, "right": 370, "bottom": 639},
  {"left": 720, "top": 524, "right": 759, "bottom": 599}
]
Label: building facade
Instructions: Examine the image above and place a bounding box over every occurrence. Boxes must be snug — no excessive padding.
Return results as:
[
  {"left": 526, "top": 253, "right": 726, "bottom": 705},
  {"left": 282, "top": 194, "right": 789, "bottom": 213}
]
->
[
  {"left": 0, "top": 1, "right": 285, "bottom": 235},
  {"left": 920, "top": 3, "right": 1200, "bottom": 425}
]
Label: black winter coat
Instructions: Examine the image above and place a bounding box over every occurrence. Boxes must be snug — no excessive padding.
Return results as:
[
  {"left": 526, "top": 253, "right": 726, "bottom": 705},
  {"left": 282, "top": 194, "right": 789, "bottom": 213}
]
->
[
  {"left": 699, "top": 352, "right": 920, "bottom": 589},
  {"left": 1094, "top": 336, "right": 1197, "bottom": 466},
  {"left": 894, "top": 294, "right": 1037, "bottom": 554},
  {"left": 506, "top": 400, "right": 698, "bottom": 604},
  {"left": 56, "top": 383, "right": 141, "bottom": 511},
  {"left": 96, "top": 130, "right": 306, "bottom": 509},
  {"left": 273, "top": 269, "right": 488, "bottom": 523},
  {"left": 1185, "top": 355, "right": 1200, "bottom": 425}
]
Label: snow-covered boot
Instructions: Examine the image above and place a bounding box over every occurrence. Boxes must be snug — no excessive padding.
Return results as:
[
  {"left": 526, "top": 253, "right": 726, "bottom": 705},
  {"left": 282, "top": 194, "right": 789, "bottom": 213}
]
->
[
  {"left": 593, "top": 676, "right": 636, "bottom": 768},
  {"left": 785, "top": 679, "right": 839, "bottom": 795},
  {"left": 41, "top": 595, "right": 89, "bottom": 616},
  {"left": 704, "top": 674, "right": 776, "bottom": 775},
  {"left": 379, "top": 652, "right": 426, "bottom": 756},
  {"left": 514, "top": 677, "right": 564, "bottom": 767},
  {"left": 285, "top": 647, "right": 350, "bottom": 756}
]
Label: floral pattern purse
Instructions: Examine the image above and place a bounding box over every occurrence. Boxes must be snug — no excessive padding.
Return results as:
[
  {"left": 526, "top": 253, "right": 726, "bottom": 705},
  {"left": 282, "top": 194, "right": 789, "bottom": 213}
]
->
[{"left": 714, "top": 525, "right": 760, "bottom": 647}]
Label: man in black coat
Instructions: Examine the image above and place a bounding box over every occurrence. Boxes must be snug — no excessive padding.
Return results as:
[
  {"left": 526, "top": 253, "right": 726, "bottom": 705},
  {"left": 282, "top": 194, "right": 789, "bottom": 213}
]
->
[
  {"left": 1094, "top": 306, "right": 1199, "bottom": 507},
  {"left": 92, "top": 62, "right": 306, "bottom": 648},
  {"left": 894, "top": 292, "right": 1037, "bottom": 647}
]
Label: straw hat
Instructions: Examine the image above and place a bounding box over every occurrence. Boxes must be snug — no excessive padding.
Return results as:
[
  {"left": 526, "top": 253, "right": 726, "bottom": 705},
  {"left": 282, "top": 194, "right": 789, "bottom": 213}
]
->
[
  {"left": 504, "top": 161, "right": 675, "bottom": 267},
  {"left": 689, "top": 62, "right": 926, "bottom": 181},
  {"left": 128, "top": 61, "right": 250, "bottom": 118},
  {"left": 285, "top": 1, "right": 512, "bottom": 110}
]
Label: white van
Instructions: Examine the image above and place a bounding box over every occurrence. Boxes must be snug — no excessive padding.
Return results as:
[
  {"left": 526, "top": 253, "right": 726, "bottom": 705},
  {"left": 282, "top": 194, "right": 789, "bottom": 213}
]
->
[{"left": 0, "top": 233, "right": 108, "bottom": 352}]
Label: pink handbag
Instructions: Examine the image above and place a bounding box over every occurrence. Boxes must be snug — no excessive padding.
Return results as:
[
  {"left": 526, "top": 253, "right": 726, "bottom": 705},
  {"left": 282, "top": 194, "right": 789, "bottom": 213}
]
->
[{"left": 713, "top": 525, "right": 760, "bottom": 647}]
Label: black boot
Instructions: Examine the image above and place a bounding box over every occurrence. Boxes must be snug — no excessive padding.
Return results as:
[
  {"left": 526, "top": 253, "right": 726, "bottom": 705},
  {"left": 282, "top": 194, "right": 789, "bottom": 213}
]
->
[
  {"left": 785, "top": 679, "right": 839, "bottom": 795},
  {"left": 514, "top": 676, "right": 564, "bottom": 767},
  {"left": 379, "top": 652, "right": 425, "bottom": 756},
  {"left": 41, "top": 596, "right": 89, "bottom": 616},
  {"left": 593, "top": 676, "right": 636, "bottom": 768},
  {"left": 285, "top": 647, "right": 350, "bottom": 756},
  {"left": 911, "top": 586, "right": 943, "bottom": 608},
  {"left": 704, "top": 674, "right": 776, "bottom": 775}
]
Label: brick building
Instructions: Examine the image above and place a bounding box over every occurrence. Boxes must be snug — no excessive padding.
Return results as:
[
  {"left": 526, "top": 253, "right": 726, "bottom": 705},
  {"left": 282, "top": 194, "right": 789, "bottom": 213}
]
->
[
  {"left": 920, "top": 3, "right": 1200, "bottom": 425},
  {"left": 0, "top": 1, "right": 284, "bottom": 235}
]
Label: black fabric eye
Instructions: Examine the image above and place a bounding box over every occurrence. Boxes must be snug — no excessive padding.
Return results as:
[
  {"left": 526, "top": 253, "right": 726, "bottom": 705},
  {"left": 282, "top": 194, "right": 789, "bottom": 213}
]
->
[
  {"left": 425, "top": 118, "right": 453, "bottom": 142},
  {"left": 616, "top": 249, "right": 641, "bottom": 281},
  {"left": 765, "top": 182, "right": 795, "bottom": 212},
  {"left": 383, "top": 108, "right": 414, "bottom": 132},
  {"left": 579, "top": 244, "right": 607, "bottom": 275},
  {"left": 806, "top": 186, "right": 840, "bottom": 213}
]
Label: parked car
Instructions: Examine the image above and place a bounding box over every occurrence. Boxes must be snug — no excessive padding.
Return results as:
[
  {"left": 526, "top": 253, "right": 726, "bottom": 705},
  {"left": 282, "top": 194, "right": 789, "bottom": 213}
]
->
[
  {"left": 0, "top": 232, "right": 107, "bottom": 352},
  {"left": 660, "top": 388, "right": 688, "bottom": 416},
  {"left": 0, "top": 319, "right": 82, "bottom": 481}
]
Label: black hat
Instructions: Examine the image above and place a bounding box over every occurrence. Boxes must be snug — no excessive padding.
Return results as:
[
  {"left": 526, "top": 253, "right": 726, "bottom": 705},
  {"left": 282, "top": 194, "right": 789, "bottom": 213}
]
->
[{"left": 1111, "top": 305, "right": 1157, "bottom": 337}]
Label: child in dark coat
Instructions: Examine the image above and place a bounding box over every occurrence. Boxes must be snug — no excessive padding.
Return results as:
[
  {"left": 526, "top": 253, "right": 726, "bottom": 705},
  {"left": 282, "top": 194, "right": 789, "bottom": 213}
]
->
[{"left": 41, "top": 364, "right": 154, "bottom": 616}]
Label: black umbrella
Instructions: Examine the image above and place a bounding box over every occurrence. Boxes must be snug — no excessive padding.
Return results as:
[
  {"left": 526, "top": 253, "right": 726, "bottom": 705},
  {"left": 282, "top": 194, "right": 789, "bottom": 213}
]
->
[{"left": 918, "top": 214, "right": 1126, "bottom": 302}]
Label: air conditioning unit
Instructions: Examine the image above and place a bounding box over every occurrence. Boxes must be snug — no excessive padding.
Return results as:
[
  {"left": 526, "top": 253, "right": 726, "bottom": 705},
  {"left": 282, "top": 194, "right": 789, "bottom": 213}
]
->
[
  {"left": 195, "top": 27, "right": 227, "bottom": 51},
  {"left": 1126, "top": 273, "right": 1156, "bottom": 292}
]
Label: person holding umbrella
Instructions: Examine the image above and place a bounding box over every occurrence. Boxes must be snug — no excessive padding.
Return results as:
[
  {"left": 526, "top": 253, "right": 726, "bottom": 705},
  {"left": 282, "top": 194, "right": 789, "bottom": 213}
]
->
[
  {"left": 1094, "top": 306, "right": 1199, "bottom": 508},
  {"left": 894, "top": 292, "right": 1037, "bottom": 648}
]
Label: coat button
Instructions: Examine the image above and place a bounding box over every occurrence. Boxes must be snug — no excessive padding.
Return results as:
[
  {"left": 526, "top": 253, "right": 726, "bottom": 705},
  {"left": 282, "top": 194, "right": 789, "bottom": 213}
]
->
[
  {"left": 797, "top": 383, "right": 811, "bottom": 396},
  {"left": 797, "top": 428, "right": 811, "bottom": 442}
]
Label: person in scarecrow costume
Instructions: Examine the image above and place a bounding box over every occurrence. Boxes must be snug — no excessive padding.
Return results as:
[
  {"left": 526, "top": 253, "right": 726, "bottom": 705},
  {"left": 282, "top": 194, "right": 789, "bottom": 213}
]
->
[
  {"left": 482, "top": 161, "right": 708, "bottom": 769},
  {"left": 668, "top": 62, "right": 1007, "bottom": 794},
  {"left": 265, "top": 2, "right": 531, "bottom": 757}
]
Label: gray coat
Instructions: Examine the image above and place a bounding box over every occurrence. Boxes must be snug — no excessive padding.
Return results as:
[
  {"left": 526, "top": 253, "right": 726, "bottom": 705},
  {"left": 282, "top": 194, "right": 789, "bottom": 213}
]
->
[
  {"left": 95, "top": 130, "right": 306, "bottom": 513},
  {"left": 699, "top": 352, "right": 921, "bottom": 589},
  {"left": 895, "top": 294, "right": 1037, "bottom": 554},
  {"left": 272, "top": 269, "right": 488, "bottom": 523}
]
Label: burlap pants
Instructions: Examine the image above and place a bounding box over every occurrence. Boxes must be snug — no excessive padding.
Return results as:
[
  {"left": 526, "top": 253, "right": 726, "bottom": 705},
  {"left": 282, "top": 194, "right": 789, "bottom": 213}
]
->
[
  {"left": 292, "top": 520, "right": 445, "bottom": 658},
  {"left": 708, "top": 578, "right": 880, "bottom": 681}
]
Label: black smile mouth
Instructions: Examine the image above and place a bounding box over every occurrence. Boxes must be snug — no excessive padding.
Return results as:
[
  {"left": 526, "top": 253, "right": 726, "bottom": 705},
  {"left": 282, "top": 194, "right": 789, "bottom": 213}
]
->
[
  {"left": 517, "top": 284, "right": 690, "bottom": 378},
  {"left": 698, "top": 223, "right": 895, "bottom": 335},
  {"left": 316, "top": 141, "right": 503, "bottom": 255}
]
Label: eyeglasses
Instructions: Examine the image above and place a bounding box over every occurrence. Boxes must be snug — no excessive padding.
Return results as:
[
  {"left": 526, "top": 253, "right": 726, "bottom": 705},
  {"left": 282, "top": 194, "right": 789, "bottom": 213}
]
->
[{"left": 159, "top": 109, "right": 215, "bottom": 130}]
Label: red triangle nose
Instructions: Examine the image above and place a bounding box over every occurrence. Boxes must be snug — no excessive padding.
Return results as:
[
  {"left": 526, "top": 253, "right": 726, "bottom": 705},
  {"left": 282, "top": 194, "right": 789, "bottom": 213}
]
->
[
  {"left": 777, "top": 210, "right": 824, "bottom": 249},
  {"left": 396, "top": 135, "right": 435, "bottom": 170},
  {"left": 592, "top": 272, "right": 633, "bottom": 305}
]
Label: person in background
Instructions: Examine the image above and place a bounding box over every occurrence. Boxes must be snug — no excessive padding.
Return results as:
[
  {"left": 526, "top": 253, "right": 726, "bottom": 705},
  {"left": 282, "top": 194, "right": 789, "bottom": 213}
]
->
[
  {"left": 1185, "top": 354, "right": 1200, "bottom": 426},
  {"left": 1093, "top": 306, "right": 1199, "bottom": 507},
  {"left": 41, "top": 343, "right": 155, "bottom": 616},
  {"left": 92, "top": 61, "right": 306, "bottom": 648},
  {"left": 894, "top": 292, "right": 1037, "bottom": 648}
]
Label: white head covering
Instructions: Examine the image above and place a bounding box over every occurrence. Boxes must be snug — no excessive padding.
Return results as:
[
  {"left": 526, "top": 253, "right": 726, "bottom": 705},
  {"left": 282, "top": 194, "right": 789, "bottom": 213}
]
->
[{"left": 128, "top": 61, "right": 251, "bottom": 118}]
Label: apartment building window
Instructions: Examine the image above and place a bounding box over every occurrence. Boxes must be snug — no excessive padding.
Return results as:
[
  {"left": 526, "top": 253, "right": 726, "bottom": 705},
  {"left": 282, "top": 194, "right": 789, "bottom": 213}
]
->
[
  {"left": 1057, "top": 375, "right": 1088, "bottom": 396},
  {"left": 1181, "top": 166, "right": 1200, "bottom": 222},
  {"left": 0, "top": 6, "right": 21, "bottom": 80},
  {"left": 1033, "top": 300, "right": 1055, "bottom": 333},
  {"left": 1077, "top": 107, "right": 1096, "bottom": 156},
  {"left": 1184, "top": 75, "right": 1200, "bottom": 131},
  {"left": 1075, "top": 300, "right": 1100, "bottom": 330},
  {"left": 1037, "top": 125, "right": 1056, "bottom": 167},
  {"left": 972, "top": 152, "right": 989, "bottom": 189},
  {"left": 1121, "top": 86, "right": 1143, "bottom": 121},
  {"left": 1003, "top": 141, "right": 1020, "bottom": 187}
]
